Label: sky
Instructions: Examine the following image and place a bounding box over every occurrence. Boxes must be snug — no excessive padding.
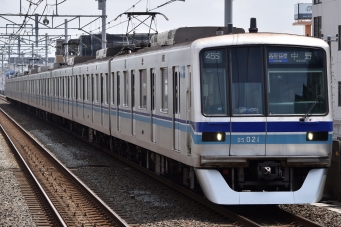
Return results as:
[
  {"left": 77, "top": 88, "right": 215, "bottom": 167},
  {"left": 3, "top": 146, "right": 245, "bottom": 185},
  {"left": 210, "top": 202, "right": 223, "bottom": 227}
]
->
[{"left": 0, "top": 0, "right": 312, "bottom": 56}]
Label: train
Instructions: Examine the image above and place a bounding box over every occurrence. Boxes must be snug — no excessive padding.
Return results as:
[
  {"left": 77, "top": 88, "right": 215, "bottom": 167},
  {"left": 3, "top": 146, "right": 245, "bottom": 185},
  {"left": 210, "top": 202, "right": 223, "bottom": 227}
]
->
[{"left": 5, "top": 24, "right": 332, "bottom": 205}]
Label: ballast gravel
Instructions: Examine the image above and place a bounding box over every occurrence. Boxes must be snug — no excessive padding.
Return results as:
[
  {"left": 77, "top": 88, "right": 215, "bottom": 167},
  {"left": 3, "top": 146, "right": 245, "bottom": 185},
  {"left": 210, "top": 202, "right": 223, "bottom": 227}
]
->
[
  {"left": 0, "top": 134, "right": 36, "bottom": 227},
  {"left": 0, "top": 102, "right": 231, "bottom": 226},
  {"left": 280, "top": 204, "right": 341, "bottom": 227}
]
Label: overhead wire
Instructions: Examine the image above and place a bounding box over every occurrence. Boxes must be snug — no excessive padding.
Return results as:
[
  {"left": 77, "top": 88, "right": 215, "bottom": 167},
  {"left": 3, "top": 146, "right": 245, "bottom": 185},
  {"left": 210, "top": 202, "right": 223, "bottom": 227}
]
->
[
  {"left": 2, "top": 0, "right": 178, "bottom": 61},
  {"left": 103, "top": 0, "right": 183, "bottom": 34},
  {"left": 88, "top": 0, "right": 144, "bottom": 34},
  {"left": 46, "top": 0, "right": 68, "bottom": 7},
  {"left": 1, "top": 0, "right": 48, "bottom": 60},
  {"left": 0, "top": 2, "right": 33, "bottom": 52},
  {"left": 147, "top": 0, "right": 183, "bottom": 12}
]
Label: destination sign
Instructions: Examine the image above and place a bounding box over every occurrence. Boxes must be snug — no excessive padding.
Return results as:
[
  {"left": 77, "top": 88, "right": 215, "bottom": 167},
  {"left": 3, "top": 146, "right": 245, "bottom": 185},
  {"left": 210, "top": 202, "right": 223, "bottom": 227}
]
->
[
  {"left": 203, "top": 50, "right": 223, "bottom": 64},
  {"left": 268, "top": 51, "right": 320, "bottom": 64},
  {"left": 269, "top": 52, "right": 288, "bottom": 63}
]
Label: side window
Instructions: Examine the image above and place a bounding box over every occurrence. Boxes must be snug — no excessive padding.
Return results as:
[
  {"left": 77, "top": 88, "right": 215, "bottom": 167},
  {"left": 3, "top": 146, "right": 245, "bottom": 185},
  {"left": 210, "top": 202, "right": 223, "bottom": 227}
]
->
[
  {"left": 97, "top": 74, "right": 101, "bottom": 103},
  {"left": 101, "top": 74, "right": 104, "bottom": 104},
  {"left": 151, "top": 71, "right": 155, "bottom": 111},
  {"left": 161, "top": 68, "right": 168, "bottom": 112},
  {"left": 338, "top": 82, "right": 341, "bottom": 106},
  {"left": 201, "top": 49, "right": 228, "bottom": 115},
  {"left": 67, "top": 77, "right": 70, "bottom": 98},
  {"left": 111, "top": 72, "right": 115, "bottom": 105},
  {"left": 76, "top": 76, "right": 78, "bottom": 100},
  {"left": 339, "top": 25, "right": 341, "bottom": 51},
  {"left": 313, "top": 16, "right": 322, "bottom": 38},
  {"left": 87, "top": 74, "right": 91, "bottom": 101},
  {"left": 57, "top": 78, "right": 59, "bottom": 97},
  {"left": 117, "top": 72, "right": 120, "bottom": 106},
  {"left": 123, "top": 71, "right": 129, "bottom": 106},
  {"left": 105, "top": 73, "right": 108, "bottom": 104},
  {"left": 131, "top": 70, "right": 135, "bottom": 107},
  {"left": 62, "top": 77, "right": 65, "bottom": 98},
  {"left": 83, "top": 75, "right": 86, "bottom": 101},
  {"left": 71, "top": 77, "right": 73, "bottom": 99},
  {"left": 231, "top": 47, "right": 263, "bottom": 115},
  {"left": 140, "top": 70, "right": 147, "bottom": 109},
  {"left": 94, "top": 74, "right": 97, "bottom": 102},
  {"left": 80, "top": 75, "right": 82, "bottom": 100}
]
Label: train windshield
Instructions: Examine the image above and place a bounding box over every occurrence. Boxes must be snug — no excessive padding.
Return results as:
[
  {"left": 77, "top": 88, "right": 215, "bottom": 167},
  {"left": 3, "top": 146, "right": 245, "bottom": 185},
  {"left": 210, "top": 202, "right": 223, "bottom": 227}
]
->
[
  {"left": 267, "top": 47, "right": 326, "bottom": 115},
  {"left": 231, "top": 47, "right": 264, "bottom": 115},
  {"left": 200, "top": 46, "right": 327, "bottom": 116},
  {"left": 201, "top": 49, "right": 228, "bottom": 116}
]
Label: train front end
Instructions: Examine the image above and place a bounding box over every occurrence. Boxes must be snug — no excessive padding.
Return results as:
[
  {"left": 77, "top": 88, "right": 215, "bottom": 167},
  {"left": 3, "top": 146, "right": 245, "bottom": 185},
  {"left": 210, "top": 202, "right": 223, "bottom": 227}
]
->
[{"left": 192, "top": 33, "right": 332, "bottom": 204}]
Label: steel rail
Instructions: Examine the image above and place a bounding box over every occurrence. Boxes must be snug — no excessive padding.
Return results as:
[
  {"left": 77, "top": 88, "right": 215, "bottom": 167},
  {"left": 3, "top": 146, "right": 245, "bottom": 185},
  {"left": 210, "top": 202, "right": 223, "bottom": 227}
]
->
[
  {"left": 0, "top": 96, "right": 325, "bottom": 227},
  {"left": 101, "top": 147, "right": 262, "bottom": 227},
  {"left": 0, "top": 106, "right": 130, "bottom": 227},
  {"left": 278, "top": 206, "right": 324, "bottom": 227},
  {"left": 0, "top": 112, "right": 67, "bottom": 227},
  {"left": 0, "top": 97, "right": 260, "bottom": 227}
]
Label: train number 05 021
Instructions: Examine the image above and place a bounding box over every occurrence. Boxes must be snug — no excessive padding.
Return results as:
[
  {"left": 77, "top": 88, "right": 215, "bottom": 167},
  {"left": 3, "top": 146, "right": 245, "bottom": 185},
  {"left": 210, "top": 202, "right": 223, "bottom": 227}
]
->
[{"left": 237, "top": 136, "right": 260, "bottom": 143}]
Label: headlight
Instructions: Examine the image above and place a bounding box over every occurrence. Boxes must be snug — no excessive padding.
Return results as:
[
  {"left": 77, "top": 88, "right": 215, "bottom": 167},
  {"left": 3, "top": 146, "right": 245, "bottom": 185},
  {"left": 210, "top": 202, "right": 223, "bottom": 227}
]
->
[
  {"left": 306, "top": 132, "right": 328, "bottom": 141},
  {"left": 307, "top": 132, "right": 314, "bottom": 141},
  {"left": 202, "top": 132, "right": 226, "bottom": 142},
  {"left": 217, "top": 133, "right": 223, "bottom": 141}
]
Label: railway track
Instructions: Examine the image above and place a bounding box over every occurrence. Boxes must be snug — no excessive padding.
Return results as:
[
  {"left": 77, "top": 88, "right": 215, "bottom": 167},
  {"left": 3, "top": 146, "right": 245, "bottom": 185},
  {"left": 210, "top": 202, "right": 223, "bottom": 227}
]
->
[
  {"left": 0, "top": 96, "right": 325, "bottom": 226},
  {"left": 0, "top": 102, "right": 129, "bottom": 227},
  {"left": 101, "top": 143, "right": 324, "bottom": 227}
]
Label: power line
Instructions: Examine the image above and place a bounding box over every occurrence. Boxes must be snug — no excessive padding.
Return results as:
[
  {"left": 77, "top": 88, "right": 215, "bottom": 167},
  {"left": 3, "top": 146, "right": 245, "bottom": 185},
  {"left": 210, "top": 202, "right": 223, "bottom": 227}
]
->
[
  {"left": 88, "top": 0, "right": 144, "bottom": 34},
  {"left": 102, "top": 0, "right": 184, "bottom": 34},
  {"left": 46, "top": 0, "right": 68, "bottom": 7}
]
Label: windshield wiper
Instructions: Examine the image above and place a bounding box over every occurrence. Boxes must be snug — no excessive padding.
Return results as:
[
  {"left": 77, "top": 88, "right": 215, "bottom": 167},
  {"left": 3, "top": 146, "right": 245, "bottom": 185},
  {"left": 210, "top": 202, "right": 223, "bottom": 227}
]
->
[{"left": 299, "top": 95, "right": 321, "bottom": 122}]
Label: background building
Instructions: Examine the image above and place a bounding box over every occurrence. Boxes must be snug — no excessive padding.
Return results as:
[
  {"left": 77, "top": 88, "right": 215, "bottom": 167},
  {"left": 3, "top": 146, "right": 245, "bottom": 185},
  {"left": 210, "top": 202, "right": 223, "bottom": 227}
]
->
[{"left": 312, "top": 0, "right": 341, "bottom": 138}]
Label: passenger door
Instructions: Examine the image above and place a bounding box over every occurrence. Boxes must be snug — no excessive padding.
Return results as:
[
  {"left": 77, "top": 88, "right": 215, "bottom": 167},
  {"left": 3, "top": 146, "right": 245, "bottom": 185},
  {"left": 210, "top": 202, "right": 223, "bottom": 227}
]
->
[
  {"left": 84, "top": 74, "right": 93, "bottom": 124},
  {"left": 150, "top": 69, "right": 156, "bottom": 143},
  {"left": 229, "top": 47, "right": 266, "bottom": 156},
  {"left": 100, "top": 74, "right": 104, "bottom": 127},
  {"left": 116, "top": 72, "right": 121, "bottom": 132},
  {"left": 186, "top": 66, "right": 192, "bottom": 154},
  {"left": 131, "top": 71, "right": 135, "bottom": 136},
  {"left": 173, "top": 67, "right": 181, "bottom": 152}
]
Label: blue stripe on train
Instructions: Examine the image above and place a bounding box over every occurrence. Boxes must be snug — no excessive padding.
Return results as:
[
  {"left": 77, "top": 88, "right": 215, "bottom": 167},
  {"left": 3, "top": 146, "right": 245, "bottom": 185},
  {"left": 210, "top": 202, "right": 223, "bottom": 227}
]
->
[
  {"left": 50, "top": 99, "right": 333, "bottom": 136},
  {"left": 266, "top": 133, "right": 333, "bottom": 144},
  {"left": 192, "top": 121, "right": 332, "bottom": 133}
]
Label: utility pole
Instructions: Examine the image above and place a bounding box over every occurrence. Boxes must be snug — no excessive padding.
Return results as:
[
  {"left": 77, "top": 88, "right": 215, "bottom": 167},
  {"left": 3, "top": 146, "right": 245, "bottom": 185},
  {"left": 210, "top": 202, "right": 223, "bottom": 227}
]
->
[
  {"left": 1, "top": 55, "right": 3, "bottom": 91},
  {"left": 45, "top": 33, "right": 48, "bottom": 66},
  {"left": 65, "top": 19, "right": 68, "bottom": 63},
  {"left": 224, "top": 0, "right": 233, "bottom": 27},
  {"left": 18, "top": 35, "right": 20, "bottom": 72},
  {"left": 56, "top": 0, "right": 58, "bottom": 15},
  {"left": 35, "top": 14, "right": 39, "bottom": 47},
  {"left": 98, "top": 0, "right": 107, "bottom": 49},
  {"left": 8, "top": 46, "right": 10, "bottom": 72},
  {"left": 32, "top": 43, "right": 34, "bottom": 67}
]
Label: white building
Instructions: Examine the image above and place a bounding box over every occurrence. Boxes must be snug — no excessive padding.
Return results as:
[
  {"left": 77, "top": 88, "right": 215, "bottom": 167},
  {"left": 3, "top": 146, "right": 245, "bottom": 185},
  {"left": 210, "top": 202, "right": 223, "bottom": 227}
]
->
[{"left": 312, "top": 0, "right": 341, "bottom": 138}]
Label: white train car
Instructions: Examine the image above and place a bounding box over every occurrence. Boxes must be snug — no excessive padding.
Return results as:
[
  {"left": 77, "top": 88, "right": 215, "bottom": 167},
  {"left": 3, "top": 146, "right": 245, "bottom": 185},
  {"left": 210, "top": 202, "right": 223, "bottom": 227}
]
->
[{"left": 5, "top": 26, "right": 332, "bottom": 205}]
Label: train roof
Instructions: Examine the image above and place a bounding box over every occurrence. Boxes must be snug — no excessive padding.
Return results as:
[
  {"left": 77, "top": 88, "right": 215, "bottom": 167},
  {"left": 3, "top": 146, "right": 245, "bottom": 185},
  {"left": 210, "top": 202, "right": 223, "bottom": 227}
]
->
[
  {"left": 191, "top": 32, "right": 329, "bottom": 50},
  {"left": 15, "top": 31, "right": 329, "bottom": 78}
]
